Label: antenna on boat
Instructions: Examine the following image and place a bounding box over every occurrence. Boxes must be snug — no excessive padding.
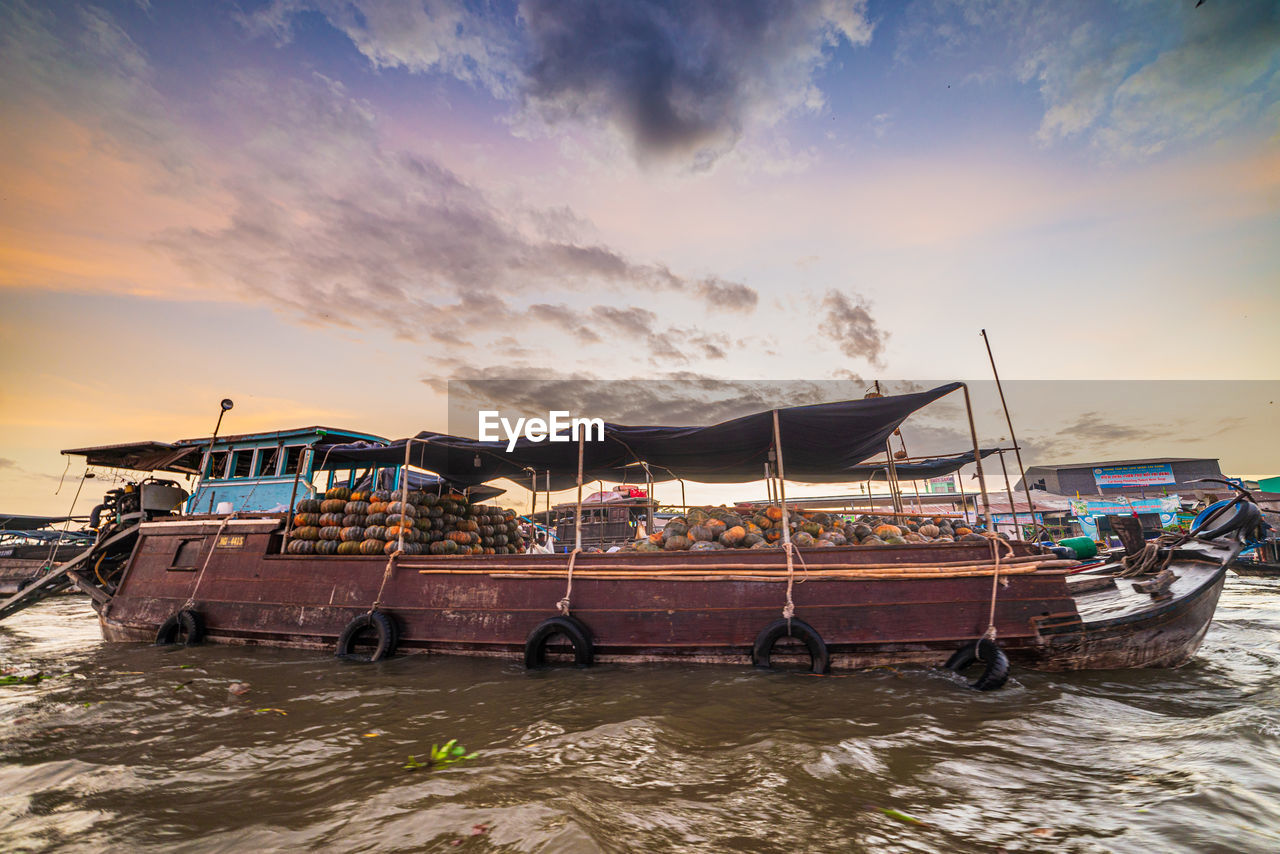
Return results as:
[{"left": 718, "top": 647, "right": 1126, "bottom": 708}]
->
[
  {"left": 980, "top": 330, "right": 1037, "bottom": 535},
  {"left": 191, "top": 398, "right": 234, "bottom": 512}
]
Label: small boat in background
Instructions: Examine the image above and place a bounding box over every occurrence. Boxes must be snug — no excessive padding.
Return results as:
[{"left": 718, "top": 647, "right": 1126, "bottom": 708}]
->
[{"left": 0, "top": 515, "right": 92, "bottom": 595}]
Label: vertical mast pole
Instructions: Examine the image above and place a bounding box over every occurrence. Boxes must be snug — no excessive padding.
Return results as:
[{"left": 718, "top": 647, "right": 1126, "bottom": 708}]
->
[
  {"left": 772, "top": 410, "right": 792, "bottom": 547},
  {"left": 981, "top": 329, "right": 1037, "bottom": 525},
  {"left": 960, "top": 383, "right": 992, "bottom": 525},
  {"left": 574, "top": 433, "right": 584, "bottom": 552},
  {"left": 997, "top": 447, "right": 1021, "bottom": 538}
]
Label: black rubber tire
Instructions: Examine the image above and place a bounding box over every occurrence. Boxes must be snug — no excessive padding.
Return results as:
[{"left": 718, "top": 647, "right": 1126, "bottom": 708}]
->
[
  {"left": 155, "top": 609, "right": 204, "bottom": 646},
  {"left": 945, "top": 638, "right": 1010, "bottom": 691},
  {"left": 1191, "top": 499, "right": 1259, "bottom": 540},
  {"left": 335, "top": 611, "right": 397, "bottom": 662},
  {"left": 524, "top": 616, "right": 593, "bottom": 668},
  {"left": 752, "top": 618, "right": 829, "bottom": 674}
]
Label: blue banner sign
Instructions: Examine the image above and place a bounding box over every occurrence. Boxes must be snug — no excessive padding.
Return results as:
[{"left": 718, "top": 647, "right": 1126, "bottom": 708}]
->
[{"left": 1092, "top": 463, "right": 1175, "bottom": 488}]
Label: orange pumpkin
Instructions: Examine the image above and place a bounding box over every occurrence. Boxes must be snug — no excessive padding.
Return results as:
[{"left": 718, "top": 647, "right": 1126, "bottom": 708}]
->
[{"left": 765, "top": 506, "right": 784, "bottom": 522}]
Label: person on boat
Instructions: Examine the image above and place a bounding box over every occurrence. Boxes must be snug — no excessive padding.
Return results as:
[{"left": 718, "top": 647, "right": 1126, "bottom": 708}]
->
[{"left": 529, "top": 533, "right": 552, "bottom": 554}]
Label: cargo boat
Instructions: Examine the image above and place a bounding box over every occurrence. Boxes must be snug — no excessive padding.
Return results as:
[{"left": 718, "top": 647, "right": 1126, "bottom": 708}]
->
[{"left": 1, "top": 384, "right": 1258, "bottom": 689}]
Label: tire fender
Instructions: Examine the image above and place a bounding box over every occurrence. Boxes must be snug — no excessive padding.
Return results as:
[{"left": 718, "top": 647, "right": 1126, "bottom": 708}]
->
[
  {"left": 752, "top": 618, "right": 829, "bottom": 674},
  {"left": 155, "top": 609, "right": 204, "bottom": 646},
  {"left": 945, "top": 638, "right": 1010, "bottom": 691},
  {"left": 335, "top": 610, "right": 397, "bottom": 662},
  {"left": 524, "top": 616, "right": 593, "bottom": 668}
]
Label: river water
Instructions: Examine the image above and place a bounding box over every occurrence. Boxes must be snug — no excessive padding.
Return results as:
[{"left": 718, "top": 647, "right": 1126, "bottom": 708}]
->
[{"left": 2, "top": 577, "right": 1279, "bottom": 854}]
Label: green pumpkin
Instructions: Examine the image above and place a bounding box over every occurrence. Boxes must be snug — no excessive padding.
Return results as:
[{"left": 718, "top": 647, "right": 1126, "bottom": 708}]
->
[
  {"left": 324, "top": 486, "right": 352, "bottom": 501},
  {"left": 344, "top": 500, "right": 370, "bottom": 516},
  {"left": 319, "top": 526, "right": 342, "bottom": 541},
  {"left": 793, "top": 532, "right": 815, "bottom": 547},
  {"left": 318, "top": 512, "right": 345, "bottom": 527},
  {"left": 688, "top": 525, "right": 715, "bottom": 542},
  {"left": 286, "top": 539, "right": 315, "bottom": 555},
  {"left": 336, "top": 540, "right": 363, "bottom": 555},
  {"left": 293, "top": 526, "right": 320, "bottom": 541},
  {"left": 314, "top": 539, "right": 339, "bottom": 555},
  {"left": 664, "top": 534, "right": 692, "bottom": 551},
  {"left": 339, "top": 526, "right": 365, "bottom": 542},
  {"left": 295, "top": 499, "right": 322, "bottom": 514},
  {"left": 319, "top": 499, "right": 347, "bottom": 515}
]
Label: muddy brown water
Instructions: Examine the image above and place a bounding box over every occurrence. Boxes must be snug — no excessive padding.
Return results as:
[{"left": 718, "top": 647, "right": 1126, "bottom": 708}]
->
[{"left": 2, "top": 578, "right": 1279, "bottom": 853}]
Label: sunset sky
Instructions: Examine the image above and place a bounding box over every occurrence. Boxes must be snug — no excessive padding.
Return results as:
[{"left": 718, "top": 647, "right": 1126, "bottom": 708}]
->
[{"left": 2, "top": 0, "right": 1278, "bottom": 516}]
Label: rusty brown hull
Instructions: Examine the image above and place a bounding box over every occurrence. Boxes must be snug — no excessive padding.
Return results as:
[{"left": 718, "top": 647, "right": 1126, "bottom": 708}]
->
[{"left": 96, "top": 516, "right": 1229, "bottom": 672}]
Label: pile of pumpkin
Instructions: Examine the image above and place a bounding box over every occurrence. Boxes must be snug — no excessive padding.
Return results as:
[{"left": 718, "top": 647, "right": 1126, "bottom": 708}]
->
[
  {"left": 285, "top": 487, "right": 525, "bottom": 556},
  {"left": 627, "top": 506, "right": 991, "bottom": 552}
]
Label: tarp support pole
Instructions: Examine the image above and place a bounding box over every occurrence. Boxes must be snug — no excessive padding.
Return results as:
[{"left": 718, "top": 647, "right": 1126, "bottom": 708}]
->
[
  {"left": 982, "top": 329, "right": 1038, "bottom": 524},
  {"left": 961, "top": 383, "right": 993, "bottom": 525},
  {"left": 772, "top": 411, "right": 792, "bottom": 544},
  {"left": 885, "top": 441, "right": 903, "bottom": 515},
  {"left": 997, "top": 447, "right": 1022, "bottom": 537},
  {"left": 397, "top": 439, "right": 411, "bottom": 553},
  {"left": 574, "top": 433, "right": 584, "bottom": 552}
]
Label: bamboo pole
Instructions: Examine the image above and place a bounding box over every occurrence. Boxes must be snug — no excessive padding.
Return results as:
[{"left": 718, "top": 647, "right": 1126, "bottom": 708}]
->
[
  {"left": 997, "top": 448, "right": 1022, "bottom": 537},
  {"left": 960, "top": 383, "right": 992, "bottom": 526},
  {"left": 397, "top": 439, "right": 411, "bottom": 553},
  {"left": 981, "top": 329, "right": 1037, "bottom": 524},
  {"left": 574, "top": 433, "right": 584, "bottom": 552},
  {"left": 772, "top": 410, "right": 791, "bottom": 547}
]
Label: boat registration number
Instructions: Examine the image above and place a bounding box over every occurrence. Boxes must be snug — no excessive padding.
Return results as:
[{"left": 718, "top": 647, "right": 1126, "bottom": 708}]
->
[{"left": 216, "top": 534, "right": 246, "bottom": 550}]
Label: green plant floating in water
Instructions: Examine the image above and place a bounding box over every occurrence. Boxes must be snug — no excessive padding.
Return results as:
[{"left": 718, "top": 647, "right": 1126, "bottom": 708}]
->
[{"left": 404, "top": 739, "right": 477, "bottom": 772}]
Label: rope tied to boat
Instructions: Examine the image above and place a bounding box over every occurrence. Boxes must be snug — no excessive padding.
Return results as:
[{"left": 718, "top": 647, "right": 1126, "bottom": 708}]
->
[
  {"left": 184, "top": 512, "right": 235, "bottom": 610},
  {"left": 556, "top": 548, "right": 582, "bottom": 615},
  {"left": 780, "top": 541, "right": 811, "bottom": 625},
  {"left": 983, "top": 536, "right": 1014, "bottom": 641},
  {"left": 370, "top": 550, "right": 401, "bottom": 613},
  {"left": 1118, "top": 534, "right": 1183, "bottom": 578}
]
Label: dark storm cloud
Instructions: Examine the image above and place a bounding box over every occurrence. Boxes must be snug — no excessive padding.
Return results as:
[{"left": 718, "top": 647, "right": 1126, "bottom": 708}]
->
[
  {"left": 518, "top": 0, "right": 872, "bottom": 167},
  {"left": 247, "top": 0, "right": 873, "bottom": 169},
  {"left": 817, "top": 290, "right": 888, "bottom": 367}
]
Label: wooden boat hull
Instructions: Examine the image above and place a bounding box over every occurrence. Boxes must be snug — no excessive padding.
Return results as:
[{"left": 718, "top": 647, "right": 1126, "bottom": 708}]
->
[
  {"left": 92, "top": 516, "right": 1232, "bottom": 673},
  {"left": 1230, "top": 559, "right": 1280, "bottom": 578}
]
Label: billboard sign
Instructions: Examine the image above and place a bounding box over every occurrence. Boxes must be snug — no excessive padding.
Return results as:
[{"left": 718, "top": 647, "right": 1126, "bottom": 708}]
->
[
  {"left": 927, "top": 475, "right": 957, "bottom": 494},
  {"left": 1092, "top": 463, "right": 1175, "bottom": 488}
]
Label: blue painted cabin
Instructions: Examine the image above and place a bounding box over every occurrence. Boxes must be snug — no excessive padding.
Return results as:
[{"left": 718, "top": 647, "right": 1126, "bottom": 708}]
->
[{"left": 188, "top": 426, "right": 389, "bottom": 514}]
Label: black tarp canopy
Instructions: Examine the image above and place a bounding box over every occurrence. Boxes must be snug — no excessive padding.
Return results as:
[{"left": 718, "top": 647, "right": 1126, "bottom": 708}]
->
[
  {"left": 841, "top": 448, "right": 998, "bottom": 482},
  {"left": 61, "top": 441, "right": 202, "bottom": 474},
  {"left": 322, "top": 382, "right": 965, "bottom": 488}
]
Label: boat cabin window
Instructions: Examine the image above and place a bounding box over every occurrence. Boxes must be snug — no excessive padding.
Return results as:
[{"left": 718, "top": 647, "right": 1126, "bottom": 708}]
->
[
  {"left": 206, "top": 450, "right": 228, "bottom": 480},
  {"left": 282, "top": 445, "right": 305, "bottom": 475},
  {"left": 256, "top": 446, "right": 281, "bottom": 477},
  {"left": 230, "top": 449, "right": 254, "bottom": 479}
]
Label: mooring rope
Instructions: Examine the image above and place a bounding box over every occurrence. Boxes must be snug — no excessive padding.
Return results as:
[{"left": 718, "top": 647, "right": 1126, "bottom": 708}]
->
[
  {"left": 983, "top": 536, "right": 1014, "bottom": 641},
  {"left": 184, "top": 513, "right": 235, "bottom": 610},
  {"left": 556, "top": 548, "right": 582, "bottom": 615},
  {"left": 370, "top": 550, "right": 401, "bottom": 613},
  {"left": 1118, "top": 535, "right": 1183, "bottom": 578}
]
